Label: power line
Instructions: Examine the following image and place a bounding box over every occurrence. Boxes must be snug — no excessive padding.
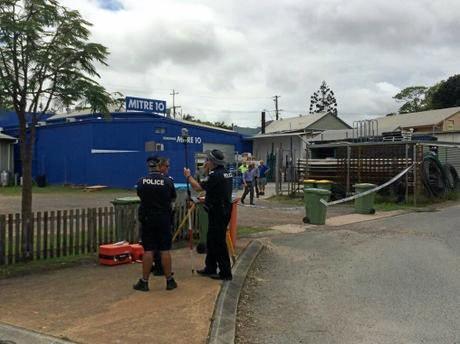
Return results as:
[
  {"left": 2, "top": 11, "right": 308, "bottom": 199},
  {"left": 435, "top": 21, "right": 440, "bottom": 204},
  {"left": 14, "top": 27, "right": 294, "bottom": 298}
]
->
[{"left": 102, "top": 82, "right": 271, "bottom": 100}]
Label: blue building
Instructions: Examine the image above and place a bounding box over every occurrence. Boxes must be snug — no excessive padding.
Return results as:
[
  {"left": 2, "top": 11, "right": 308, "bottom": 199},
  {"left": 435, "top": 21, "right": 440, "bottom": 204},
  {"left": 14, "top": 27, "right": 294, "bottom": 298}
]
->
[{"left": 1, "top": 111, "right": 248, "bottom": 188}]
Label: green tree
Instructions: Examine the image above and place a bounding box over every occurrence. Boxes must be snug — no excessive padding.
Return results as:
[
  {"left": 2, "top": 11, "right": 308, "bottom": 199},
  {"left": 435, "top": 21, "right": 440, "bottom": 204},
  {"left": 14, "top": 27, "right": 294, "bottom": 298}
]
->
[
  {"left": 429, "top": 74, "right": 460, "bottom": 109},
  {"left": 182, "top": 113, "right": 232, "bottom": 130},
  {"left": 393, "top": 86, "right": 428, "bottom": 113},
  {"left": 0, "top": 0, "right": 110, "bottom": 259},
  {"left": 309, "top": 81, "right": 338, "bottom": 116}
]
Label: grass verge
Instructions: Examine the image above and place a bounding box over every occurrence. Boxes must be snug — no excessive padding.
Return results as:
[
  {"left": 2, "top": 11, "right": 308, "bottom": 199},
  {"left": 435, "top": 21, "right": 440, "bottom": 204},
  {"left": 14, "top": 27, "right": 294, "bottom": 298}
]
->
[
  {"left": 0, "top": 254, "right": 96, "bottom": 279},
  {"left": 265, "top": 195, "right": 303, "bottom": 206},
  {"left": 0, "top": 185, "right": 134, "bottom": 196}
]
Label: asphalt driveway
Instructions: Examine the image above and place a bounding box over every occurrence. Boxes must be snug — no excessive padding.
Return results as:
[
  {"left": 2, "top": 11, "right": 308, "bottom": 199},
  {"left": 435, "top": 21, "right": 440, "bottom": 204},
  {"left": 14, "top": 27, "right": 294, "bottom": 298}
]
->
[{"left": 236, "top": 205, "right": 460, "bottom": 344}]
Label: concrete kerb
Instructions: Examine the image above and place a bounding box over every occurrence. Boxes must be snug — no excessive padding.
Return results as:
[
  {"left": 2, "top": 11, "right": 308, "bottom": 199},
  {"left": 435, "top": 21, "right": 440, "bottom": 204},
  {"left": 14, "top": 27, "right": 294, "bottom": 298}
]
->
[
  {"left": 207, "top": 240, "right": 264, "bottom": 344},
  {"left": 0, "top": 322, "right": 75, "bottom": 344}
]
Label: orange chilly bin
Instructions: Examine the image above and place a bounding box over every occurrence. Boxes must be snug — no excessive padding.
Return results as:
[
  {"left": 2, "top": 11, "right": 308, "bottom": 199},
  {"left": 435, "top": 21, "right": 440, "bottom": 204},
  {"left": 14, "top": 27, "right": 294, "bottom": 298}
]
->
[
  {"left": 99, "top": 242, "right": 132, "bottom": 266},
  {"left": 130, "top": 244, "right": 144, "bottom": 262}
]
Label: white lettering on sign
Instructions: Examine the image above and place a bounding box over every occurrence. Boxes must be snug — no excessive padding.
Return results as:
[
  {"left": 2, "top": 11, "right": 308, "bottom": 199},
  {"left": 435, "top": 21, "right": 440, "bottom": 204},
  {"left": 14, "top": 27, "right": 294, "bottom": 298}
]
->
[
  {"left": 176, "top": 136, "right": 202, "bottom": 144},
  {"left": 128, "top": 98, "right": 137, "bottom": 109},
  {"left": 224, "top": 173, "right": 233, "bottom": 178},
  {"left": 126, "top": 96, "right": 166, "bottom": 113},
  {"left": 143, "top": 179, "right": 165, "bottom": 186}
]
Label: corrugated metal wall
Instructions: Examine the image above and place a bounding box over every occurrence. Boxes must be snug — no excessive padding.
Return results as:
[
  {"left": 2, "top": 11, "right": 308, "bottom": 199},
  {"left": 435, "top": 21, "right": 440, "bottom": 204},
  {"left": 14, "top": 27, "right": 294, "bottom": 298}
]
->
[{"left": 32, "top": 116, "right": 244, "bottom": 188}]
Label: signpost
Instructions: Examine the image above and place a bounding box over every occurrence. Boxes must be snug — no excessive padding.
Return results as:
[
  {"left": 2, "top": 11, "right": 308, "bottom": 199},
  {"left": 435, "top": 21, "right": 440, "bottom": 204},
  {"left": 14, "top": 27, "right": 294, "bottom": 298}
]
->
[{"left": 125, "top": 96, "right": 166, "bottom": 114}]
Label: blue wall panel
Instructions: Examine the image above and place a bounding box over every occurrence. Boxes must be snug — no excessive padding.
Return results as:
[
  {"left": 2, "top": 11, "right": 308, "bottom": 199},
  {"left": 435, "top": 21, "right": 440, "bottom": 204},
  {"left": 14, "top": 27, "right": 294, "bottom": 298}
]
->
[{"left": 30, "top": 114, "right": 246, "bottom": 188}]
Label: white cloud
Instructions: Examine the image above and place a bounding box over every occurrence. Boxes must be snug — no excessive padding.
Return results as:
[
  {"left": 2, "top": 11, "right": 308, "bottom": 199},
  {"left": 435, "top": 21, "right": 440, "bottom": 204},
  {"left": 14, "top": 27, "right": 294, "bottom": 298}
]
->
[{"left": 59, "top": 0, "right": 460, "bottom": 127}]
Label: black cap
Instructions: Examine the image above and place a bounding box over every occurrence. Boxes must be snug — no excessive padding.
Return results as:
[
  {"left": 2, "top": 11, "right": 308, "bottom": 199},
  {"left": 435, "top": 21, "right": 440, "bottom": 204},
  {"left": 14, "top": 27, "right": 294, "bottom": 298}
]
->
[
  {"left": 206, "top": 149, "right": 225, "bottom": 166},
  {"left": 146, "top": 156, "right": 159, "bottom": 168}
]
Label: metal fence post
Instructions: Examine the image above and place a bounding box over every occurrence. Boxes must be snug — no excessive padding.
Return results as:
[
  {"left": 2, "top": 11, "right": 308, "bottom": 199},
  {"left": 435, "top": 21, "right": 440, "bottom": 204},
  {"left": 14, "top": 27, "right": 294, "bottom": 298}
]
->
[
  {"left": 413, "top": 144, "right": 417, "bottom": 207},
  {"left": 275, "top": 147, "right": 280, "bottom": 195},
  {"left": 405, "top": 143, "right": 409, "bottom": 202},
  {"left": 346, "top": 145, "right": 351, "bottom": 195}
]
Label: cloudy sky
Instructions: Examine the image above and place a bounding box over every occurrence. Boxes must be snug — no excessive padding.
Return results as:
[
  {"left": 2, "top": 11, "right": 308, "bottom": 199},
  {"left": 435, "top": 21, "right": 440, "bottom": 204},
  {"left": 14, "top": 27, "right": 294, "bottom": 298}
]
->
[{"left": 60, "top": 0, "right": 460, "bottom": 127}]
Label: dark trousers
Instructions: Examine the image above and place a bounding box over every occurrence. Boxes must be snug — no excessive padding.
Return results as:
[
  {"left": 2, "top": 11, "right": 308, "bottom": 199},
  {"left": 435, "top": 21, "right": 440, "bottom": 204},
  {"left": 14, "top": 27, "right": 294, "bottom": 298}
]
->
[
  {"left": 241, "top": 181, "right": 254, "bottom": 204},
  {"left": 205, "top": 208, "right": 232, "bottom": 278},
  {"left": 254, "top": 177, "right": 259, "bottom": 196}
]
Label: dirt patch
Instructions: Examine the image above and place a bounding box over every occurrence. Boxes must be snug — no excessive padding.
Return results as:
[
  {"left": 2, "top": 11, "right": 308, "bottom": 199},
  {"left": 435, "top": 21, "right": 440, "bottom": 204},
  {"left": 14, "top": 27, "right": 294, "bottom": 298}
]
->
[
  {"left": 0, "top": 191, "right": 136, "bottom": 214},
  {"left": 0, "top": 249, "right": 219, "bottom": 344},
  {"left": 0, "top": 191, "right": 354, "bottom": 228}
]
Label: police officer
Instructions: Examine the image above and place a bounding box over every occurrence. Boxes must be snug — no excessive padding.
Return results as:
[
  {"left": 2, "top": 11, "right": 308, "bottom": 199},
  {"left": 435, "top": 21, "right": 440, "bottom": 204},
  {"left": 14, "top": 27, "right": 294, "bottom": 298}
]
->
[
  {"left": 184, "top": 149, "right": 233, "bottom": 280},
  {"left": 151, "top": 158, "right": 176, "bottom": 276},
  {"left": 133, "top": 156, "right": 177, "bottom": 292}
]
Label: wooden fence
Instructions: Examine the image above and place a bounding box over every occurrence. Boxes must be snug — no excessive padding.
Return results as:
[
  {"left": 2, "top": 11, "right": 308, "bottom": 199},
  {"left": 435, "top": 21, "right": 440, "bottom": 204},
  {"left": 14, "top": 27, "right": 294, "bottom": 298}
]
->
[
  {"left": 0, "top": 203, "right": 199, "bottom": 266},
  {"left": 295, "top": 142, "right": 423, "bottom": 195}
]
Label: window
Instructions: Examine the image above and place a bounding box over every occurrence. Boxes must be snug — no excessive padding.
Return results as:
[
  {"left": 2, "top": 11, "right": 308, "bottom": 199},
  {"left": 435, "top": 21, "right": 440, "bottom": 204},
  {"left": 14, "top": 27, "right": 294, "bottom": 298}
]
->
[
  {"left": 145, "top": 141, "right": 165, "bottom": 152},
  {"left": 155, "top": 127, "right": 166, "bottom": 134},
  {"left": 145, "top": 141, "right": 156, "bottom": 152}
]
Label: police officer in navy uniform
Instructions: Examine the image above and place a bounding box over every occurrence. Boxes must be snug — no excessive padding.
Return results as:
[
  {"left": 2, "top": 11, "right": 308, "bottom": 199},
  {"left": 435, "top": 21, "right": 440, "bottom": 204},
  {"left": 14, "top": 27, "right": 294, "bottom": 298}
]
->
[
  {"left": 133, "top": 156, "right": 177, "bottom": 292},
  {"left": 151, "top": 158, "right": 176, "bottom": 276},
  {"left": 184, "top": 149, "right": 233, "bottom": 280}
]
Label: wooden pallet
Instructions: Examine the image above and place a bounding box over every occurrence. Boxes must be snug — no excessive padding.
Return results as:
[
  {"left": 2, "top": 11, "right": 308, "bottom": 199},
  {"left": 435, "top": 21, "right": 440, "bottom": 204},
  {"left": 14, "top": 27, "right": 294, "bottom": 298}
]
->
[{"left": 83, "top": 185, "right": 108, "bottom": 192}]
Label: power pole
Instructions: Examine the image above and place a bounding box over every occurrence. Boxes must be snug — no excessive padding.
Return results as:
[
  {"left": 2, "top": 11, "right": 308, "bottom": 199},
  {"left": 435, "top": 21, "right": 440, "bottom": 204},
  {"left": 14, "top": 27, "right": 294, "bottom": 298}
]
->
[
  {"left": 273, "top": 95, "right": 281, "bottom": 120},
  {"left": 170, "top": 89, "right": 179, "bottom": 118}
]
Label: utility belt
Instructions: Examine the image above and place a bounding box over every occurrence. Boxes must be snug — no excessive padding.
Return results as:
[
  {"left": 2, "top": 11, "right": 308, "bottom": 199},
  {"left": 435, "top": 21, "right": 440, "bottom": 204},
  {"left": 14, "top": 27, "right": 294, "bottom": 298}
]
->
[
  {"left": 204, "top": 202, "right": 231, "bottom": 213},
  {"left": 138, "top": 209, "right": 172, "bottom": 224}
]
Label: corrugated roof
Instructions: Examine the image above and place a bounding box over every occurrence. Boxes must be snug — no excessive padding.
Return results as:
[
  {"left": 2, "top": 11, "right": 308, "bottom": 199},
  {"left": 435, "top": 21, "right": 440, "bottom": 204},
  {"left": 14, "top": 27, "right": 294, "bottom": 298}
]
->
[
  {"left": 373, "top": 106, "right": 460, "bottom": 132},
  {"left": 0, "top": 132, "right": 17, "bottom": 141},
  {"left": 47, "top": 111, "right": 237, "bottom": 133},
  {"left": 311, "top": 129, "right": 353, "bottom": 142},
  {"left": 264, "top": 113, "right": 328, "bottom": 133},
  {"left": 311, "top": 106, "right": 460, "bottom": 142},
  {"left": 252, "top": 131, "right": 319, "bottom": 139}
]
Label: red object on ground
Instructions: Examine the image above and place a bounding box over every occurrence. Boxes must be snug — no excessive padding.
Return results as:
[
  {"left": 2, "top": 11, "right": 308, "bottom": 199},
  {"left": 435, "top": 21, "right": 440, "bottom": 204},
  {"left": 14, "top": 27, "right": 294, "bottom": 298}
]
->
[
  {"left": 130, "top": 244, "right": 144, "bottom": 262},
  {"left": 99, "top": 243, "right": 132, "bottom": 266},
  {"left": 228, "top": 198, "right": 240, "bottom": 248}
]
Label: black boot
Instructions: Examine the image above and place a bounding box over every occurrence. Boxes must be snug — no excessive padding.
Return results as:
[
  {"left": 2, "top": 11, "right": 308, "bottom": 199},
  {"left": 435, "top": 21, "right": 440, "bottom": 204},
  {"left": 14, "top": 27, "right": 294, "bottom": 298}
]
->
[
  {"left": 133, "top": 278, "right": 149, "bottom": 292},
  {"left": 166, "top": 277, "right": 178, "bottom": 290},
  {"left": 197, "top": 268, "right": 217, "bottom": 276}
]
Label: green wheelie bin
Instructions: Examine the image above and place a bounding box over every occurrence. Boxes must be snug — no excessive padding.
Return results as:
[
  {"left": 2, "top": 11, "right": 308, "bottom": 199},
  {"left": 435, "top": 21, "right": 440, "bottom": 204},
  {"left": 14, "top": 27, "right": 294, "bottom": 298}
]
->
[
  {"left": 111, "top": 196, "right": 140, "bottom": 242},
  {"left": 195, "top": 200, "right": 209, "bottom": 254},
  {"left": 353, "top": 183, "right": 377, "bottom": 214},
  {"left": 303, "top": 179, "right": 317, "bottom": 189},
  {"left": 303, "top": 188, "right": 331, "bottom": 225},
  {"left": 316, "top": 180, "right": 333, "bottom": 201},
  {"left": 303, "top": 180, "right": 316, "bottom": 216},
  {"left": 195, "top": 197, "right": 239, "bottom": 254}
]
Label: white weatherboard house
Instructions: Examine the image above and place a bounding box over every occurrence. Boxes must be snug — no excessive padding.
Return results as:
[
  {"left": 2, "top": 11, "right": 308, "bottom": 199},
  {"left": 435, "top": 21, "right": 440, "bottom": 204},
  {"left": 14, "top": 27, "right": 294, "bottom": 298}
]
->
[
  {"left": 311, "top": 106, "right": 460, "bottom": 143},
  {"left": 251, "top": 112, "right": 351, "bottom": 163}
]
